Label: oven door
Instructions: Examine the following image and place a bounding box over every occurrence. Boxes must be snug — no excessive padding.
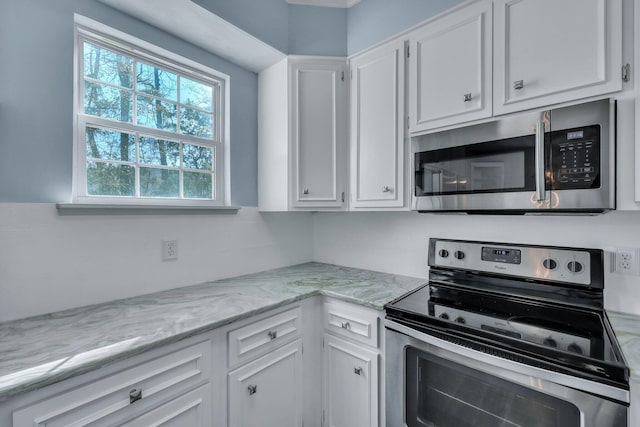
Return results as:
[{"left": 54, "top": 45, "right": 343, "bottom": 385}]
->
[{"left": 385, "top": 320, "right": 628, "bottom": 427}]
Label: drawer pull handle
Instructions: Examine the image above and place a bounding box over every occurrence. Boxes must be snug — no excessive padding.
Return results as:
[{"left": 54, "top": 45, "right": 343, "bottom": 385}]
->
[
  {"left": 129, "top": 388, "right": 142, "bottom": 404},
  {"left": 248, "top": 384, "right": 258, "bottom": 395},
  {"left": 341, "top": 321, "right": 351, "bottom": 330},
  {"left": 268, "top": 330, "right": 278, "bottom": 340},
  {"left": 513, "top": 80, "right": 524, "bottom": 90},
  {"left": 303, "top": 188, "right": 309, "bottom": 195},
  {"left": 382, "top": 186, "right": 392, "bottom": 193},
  {"left": 463, "top": 93, "right": 472, "bottom": 102},
  {"left": 354, "top": 367, "right": 363, "bottom": 376}
]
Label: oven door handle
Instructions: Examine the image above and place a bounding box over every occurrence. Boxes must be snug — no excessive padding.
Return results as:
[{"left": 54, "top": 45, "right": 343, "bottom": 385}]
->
[{"left": 535, "top": 120, "right": 546, "bottom": 202}]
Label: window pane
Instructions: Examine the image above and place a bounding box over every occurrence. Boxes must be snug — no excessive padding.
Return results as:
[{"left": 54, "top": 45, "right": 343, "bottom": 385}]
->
[
  {"left": 84, "top": 81, "right": 133, "bottom": 122},
  {"left": 86, "top": 127, "right": 134, "bottom": 161},
  {"left": 183, "top": 144, "right": 213, "bottom": 170},
  {"left": 180, "top": 77, "right": 213, "bottom": 112},
  {"left": 140, "top": 167, "right": 179, "bottom": 198},
  {"left": 180, "top": 106, "right": 212, "bottom": 138},
  {"left": 87, "top": 161, "right": 135, "bottom": 196},
  {"left": 184, "top": 171, "right": 213, "bottom": 199},
  {"left": 137, "top": 95, "right": 177, "bottom": 131},
  {"left": 83, "top": 42, "right": 133, "bottom": 88},
  {"left": 139, "top": 136, "right": 179, "bottom": 167},
  {"left": 136, "top": 62, "right": 177, "bottom": 101}
]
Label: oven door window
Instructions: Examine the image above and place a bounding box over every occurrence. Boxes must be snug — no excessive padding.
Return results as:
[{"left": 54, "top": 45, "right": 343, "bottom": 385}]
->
[
  {"left": 406, "top": 348, "right": 580, "bottom": 427},
  {"left": 415, "top": 135, "right": 536, "bottom": 196}
]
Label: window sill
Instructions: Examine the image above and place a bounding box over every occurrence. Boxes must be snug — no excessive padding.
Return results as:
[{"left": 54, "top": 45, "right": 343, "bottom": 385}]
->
[{"left": 56, "top": 203, "right": 241, "bottom": 215}]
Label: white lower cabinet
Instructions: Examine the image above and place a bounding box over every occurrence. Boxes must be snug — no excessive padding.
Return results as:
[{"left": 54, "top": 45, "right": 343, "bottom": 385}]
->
[
  {"left": 322, "top": 298, "right": 382, "bottom": 427},
  {"left": 323, "top": 334, "right": 378, "bottom": 427},
  {"left": 120, "top": 383, "right": 212, "bottom": 427},
  {"left": 11, "top": 337, "right": 213, "bottom": 427},
  {"left": 3, "top": 299, "right": 384, "bottom": 427},
  {"left": 228, "top": 340, "right": 303, "bottom": 427}
]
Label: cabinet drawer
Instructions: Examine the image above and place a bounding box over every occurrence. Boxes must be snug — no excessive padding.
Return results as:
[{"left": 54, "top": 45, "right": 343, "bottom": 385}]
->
[
  {"left": 13, "top": 339, "right": 211, "bottom": 427},
  {"left": 323, "top": 300, "right": 379, "bottom": 348},
  {"left": 120, "top": 383, "right": 212, "bottom": 427},
  {"left": 228, "top": 307, "right": 302, "bottom": 367}
]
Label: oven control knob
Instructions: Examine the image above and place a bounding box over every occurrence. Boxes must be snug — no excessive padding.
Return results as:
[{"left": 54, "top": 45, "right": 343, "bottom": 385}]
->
[
  {"left": 439, "top": 313, "right": 450, "bottom": 320},
  {"left": 567, "top": 261, "right": 584, "bottom": 273},
  {"left": 454, "top": 251, "right": 465, "bottom": 260},
  {"left": 567, "top": 343, "right": 583, "bottom": 354},
  {"left": 454, "top": 317, "right": 466, "bottom": 324},
  {"left": 543, "top": 337, "right": 557, "bottom": 348},
  {"left": 438, "top": 249, "right": 450, "bottom": 258},
  {"left": 542, "top": 258, "right": 558, "bottom": 270}
]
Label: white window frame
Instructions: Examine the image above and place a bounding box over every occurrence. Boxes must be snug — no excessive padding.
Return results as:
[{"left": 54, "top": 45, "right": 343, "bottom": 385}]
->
[{"left": 73, "top": 14, "right": 231, "bottom": 206}]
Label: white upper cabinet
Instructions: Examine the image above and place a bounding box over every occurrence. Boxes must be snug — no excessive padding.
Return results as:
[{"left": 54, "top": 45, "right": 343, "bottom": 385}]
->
[
  {"left": 258, "top": 57, "right": 348, "bottom": 211},
  {"left": 409, "top": 0, "right": 493, "bottom": 132},
  {"left": 349, "top": 38, "right": 408, "bottom": 209},
  {"left": 292, "top": 59, "right": 347, "bottom": 208},
  {"left": 493, "top": 0, "right": 623, "bottom": 115}
]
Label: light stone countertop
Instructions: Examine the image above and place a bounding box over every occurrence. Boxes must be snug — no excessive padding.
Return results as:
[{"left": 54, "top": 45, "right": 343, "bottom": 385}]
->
[
  {"left": 608, "top": 311, "right": 640, "bottom": 383},
  {"left": 0, "top": 262, "right": 426, "bottom": 401}
]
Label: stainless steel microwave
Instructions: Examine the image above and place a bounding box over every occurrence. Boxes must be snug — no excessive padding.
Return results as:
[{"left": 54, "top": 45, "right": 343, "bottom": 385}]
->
[{"left": 412, "top": 99, "right": 615, "bottom": 213}]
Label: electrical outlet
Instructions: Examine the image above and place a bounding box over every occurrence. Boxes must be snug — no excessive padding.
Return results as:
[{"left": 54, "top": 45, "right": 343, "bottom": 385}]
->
[
  {"left": 162, "top": 240, "right": 178, "bottom": 261},
  {"left": 612, "top": 247, "right": 640, "bottom": 275}
]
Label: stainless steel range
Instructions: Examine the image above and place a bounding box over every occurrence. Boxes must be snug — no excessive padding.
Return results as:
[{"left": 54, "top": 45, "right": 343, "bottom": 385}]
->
[{"left": 385, "top": 238, "right": 629, "bottom": 427}]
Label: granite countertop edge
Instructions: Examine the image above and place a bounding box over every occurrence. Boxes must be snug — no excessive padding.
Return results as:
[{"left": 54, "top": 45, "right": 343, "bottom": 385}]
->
[
  {"left": 607, "top": 311, "right": 640, "bottom": 384},
  {"left": 0, "top": 262, "right": 426, "bottom": 401}
]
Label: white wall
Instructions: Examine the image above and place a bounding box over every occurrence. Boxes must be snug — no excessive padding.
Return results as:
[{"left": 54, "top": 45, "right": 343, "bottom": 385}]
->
[
  {"left": 0, "top": 204, "right": 313, "bottom": 322},
  {"left": 312, "top": 211, "right": 640, "bottom": 315}
]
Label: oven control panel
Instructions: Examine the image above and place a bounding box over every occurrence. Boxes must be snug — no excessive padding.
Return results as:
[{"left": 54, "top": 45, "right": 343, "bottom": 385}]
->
[
  {"left": 432, "top": 304, "right": 592, "bottom": 356},
  {"left": 431, "top": 240, "right": 592, "bottom": 286}
]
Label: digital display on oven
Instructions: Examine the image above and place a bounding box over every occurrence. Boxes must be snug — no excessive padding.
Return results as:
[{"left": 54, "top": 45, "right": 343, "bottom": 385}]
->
[{"left": 482, "top": 247, "right": 521, "bottom": 264}]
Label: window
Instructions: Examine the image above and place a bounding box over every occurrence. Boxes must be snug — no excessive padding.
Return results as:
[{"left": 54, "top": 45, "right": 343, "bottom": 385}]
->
[{"left": 73, "top": 16, "right": 229, "bottom": 205}]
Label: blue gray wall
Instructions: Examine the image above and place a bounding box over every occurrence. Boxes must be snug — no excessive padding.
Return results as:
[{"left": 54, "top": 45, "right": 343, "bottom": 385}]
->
[
  {"left": 0, "top": 0, "right": 462, "bottom": 206},
  {"left": 289, "top": 5, "right": 348, "bottom": 56},
  {"left": 193, "top": 0, "right": 290, "bottom": 54},
  {"left": 0, "top": 0, "right": 258, "bottom": 206}
]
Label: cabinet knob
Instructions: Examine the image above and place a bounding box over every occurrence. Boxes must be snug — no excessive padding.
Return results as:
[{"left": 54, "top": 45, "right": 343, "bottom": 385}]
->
[
  {"left": 340, "top": 321, "right": 351, "bottom": 330},
  {"left": 513, "top": 80, "right": 524, "bottom": 90},
  {"left": 248, "top": 384, "right": 258, "bottom": 395},
  {"left": 354, "top": 367, "right": 363, "bottom": 376},
  {"left": 463, "top": 93, "right": 472, "bottom": 102},
  {"left": 382, "top": 186, "right": 392, "bottom": 193},
  {"left": 129, "top": 388, "right": 142, "bottom": 404},
  {"left": 303, "top": 188, "right": 309, "bottom": 195},
  {"left": 268, "top": 330, "right": 278, "bottom": 340}
]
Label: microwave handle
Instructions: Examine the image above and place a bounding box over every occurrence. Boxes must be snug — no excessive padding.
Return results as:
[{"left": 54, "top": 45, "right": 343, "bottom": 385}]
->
[{"left": 535, "top": 121, "right": 546, "bottom": 201}]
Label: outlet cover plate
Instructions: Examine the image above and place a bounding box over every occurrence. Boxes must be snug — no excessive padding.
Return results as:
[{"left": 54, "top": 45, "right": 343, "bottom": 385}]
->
[{"left": 162, "top": 240, "right": 178, "bottom": 261}]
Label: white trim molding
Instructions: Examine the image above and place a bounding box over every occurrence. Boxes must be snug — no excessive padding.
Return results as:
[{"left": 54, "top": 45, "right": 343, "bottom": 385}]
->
[{"left": 286, "top": 0, "right": 361, "bottom": 8}]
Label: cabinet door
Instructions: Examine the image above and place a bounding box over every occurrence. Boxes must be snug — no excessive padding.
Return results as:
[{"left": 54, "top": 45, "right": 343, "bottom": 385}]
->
[
  {"left": 120, "top": 384, "right": 211, "bottom": 427},
  {"left": 323, "top": 334, "right": 378, "bottom": 427},
  {"left": 350, "top": 39, "right": 407, "bottom": 209},
  {"left": 290, "top": 59, "right": 347, "bottom": 209},
  {"left": 494, "top": 0, "right": 622, "bottom": 115},
  {"left": 409, "top": 0, "right": 492, "bottom": 132},
  {"left": 228, "top": 340, "right": 303, "bottom": 427}
]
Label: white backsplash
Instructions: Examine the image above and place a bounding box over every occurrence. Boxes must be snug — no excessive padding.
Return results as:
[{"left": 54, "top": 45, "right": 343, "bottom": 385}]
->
[
  {"left": 0, "top": 205, "right": 313, "bottom": 322},
  {"left": 312, "top": 211, "right": 640, "bottom": 316}
]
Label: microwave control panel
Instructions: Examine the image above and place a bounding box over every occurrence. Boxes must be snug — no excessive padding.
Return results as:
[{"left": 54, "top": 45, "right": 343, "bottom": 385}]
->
[{"left": 550, "top": 125, "right": 601, "bottom": 190}]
